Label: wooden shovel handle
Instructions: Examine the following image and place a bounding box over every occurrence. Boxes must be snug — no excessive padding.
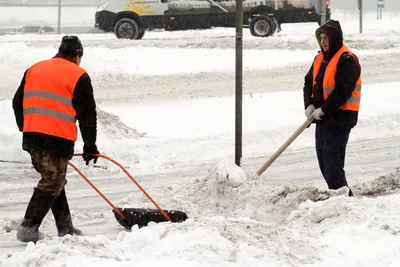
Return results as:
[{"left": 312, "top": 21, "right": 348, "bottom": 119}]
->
[{"left": 256, "top": 116, "right": 314, "bottom": 177}]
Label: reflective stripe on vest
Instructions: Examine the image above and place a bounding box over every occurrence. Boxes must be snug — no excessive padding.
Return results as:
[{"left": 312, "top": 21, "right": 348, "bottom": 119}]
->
[
  {"left": 23, "top": 57, "right": 86, "bottom": 141},
  {"left": 312, "top": 45, "right": 362, "bottom": 111}
]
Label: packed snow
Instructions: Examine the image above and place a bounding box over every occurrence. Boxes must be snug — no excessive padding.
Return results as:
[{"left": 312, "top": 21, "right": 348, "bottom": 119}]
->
[{"left": 1, "top": 10, "right": 400, "bottom": 267}]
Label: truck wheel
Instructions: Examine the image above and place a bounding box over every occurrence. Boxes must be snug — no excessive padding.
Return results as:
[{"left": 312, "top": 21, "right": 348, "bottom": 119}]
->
[
  {"left": 137, "top": 30, "right": 145, "bottom": 40},
  {"left": 137, "top": 26, "right": 146, "bottom": 40},
  {"left": 249, "top": 15, "right": 275, "bottom": 37},
  {"left": 114, "top": 18, "right": 139, "bottom": 40},
  {"left": 273, "top": 18, "right": 281, "bottom": 33}
]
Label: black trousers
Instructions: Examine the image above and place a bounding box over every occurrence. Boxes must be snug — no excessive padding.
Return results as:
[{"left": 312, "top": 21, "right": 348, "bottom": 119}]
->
[{"left": 315, "top": 123, "right": 353, "bottom": 195}]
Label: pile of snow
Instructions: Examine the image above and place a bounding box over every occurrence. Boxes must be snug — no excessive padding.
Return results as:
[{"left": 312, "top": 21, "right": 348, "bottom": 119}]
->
[
  {"left": 96, "top": 109, "right": 145, "bottom": 140},
  {"left": 208, "top": 159, "right": 247, "bottom": 188},
  {"left": 2, "top": 169, "right": 400, "bottom": 267},
  {"left": 353, "top": 167, "right": 400, "bottom": 196},
  {"left": 116, "top": 163, "right": 400, "bottom": 224}
]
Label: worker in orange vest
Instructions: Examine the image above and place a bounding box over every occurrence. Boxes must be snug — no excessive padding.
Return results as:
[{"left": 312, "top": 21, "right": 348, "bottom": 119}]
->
[
  {"left": 12, "top": 35, "right": 100, "bottom": 242},
  {"left": 303, "top": 20, "right": 362, "bottom": 197}
]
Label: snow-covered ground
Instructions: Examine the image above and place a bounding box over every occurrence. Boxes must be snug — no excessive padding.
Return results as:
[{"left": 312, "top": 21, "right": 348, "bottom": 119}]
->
[{"left": 1, "top": 15, "right": 400, "bottom": 267}]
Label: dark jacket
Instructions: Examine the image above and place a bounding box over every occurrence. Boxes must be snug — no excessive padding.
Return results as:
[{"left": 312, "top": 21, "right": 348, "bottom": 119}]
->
[
  {"left": 12, "top": 54, "right": 97, "bottom": 159},
  {"left": 303, "top": 20, "right": 361, "bottom": 131}
]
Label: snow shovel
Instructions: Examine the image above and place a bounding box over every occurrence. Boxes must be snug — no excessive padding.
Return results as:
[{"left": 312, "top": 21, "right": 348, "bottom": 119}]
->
[
  {"left": 69, "top": 154, "right": 188, "bottom": 230},
  {"left": 256, "top": 116, "right": 314, "bottom": 177}
]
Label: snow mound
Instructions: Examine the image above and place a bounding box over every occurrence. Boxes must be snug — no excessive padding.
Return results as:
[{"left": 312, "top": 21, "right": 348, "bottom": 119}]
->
[
  {"left": 10, "top": 31, "right": 397, "bottom": 51},
  {"left": 96, "top": 108, "right": 146, "bottom": 140},
  {"left": 208, "top": 159, "right": 247, "bottom": 188},
  {"left": 135, "top": 174, "right": 353, "bottom": 225},
  {"left": 267, "top": 184, "right": 349, "bottom": 208},
  {"left": 353, "top": 167, "right": 400, "bottom": 196},
  {"left": 137, "top": 168, "right": 400, "bottom": 224},
  {"left": 1, "top": 218, "right": 21, "bottom": 234},
  {"left": 5, "top": 182, "right": 400, "bottom": 267},
  {"left": 0, "top": 100, "right": 28, "bottom": 163},
  {"left": 3, "top": 171, "right": 400, "bottom": 267},
  {"left": 1, "top": 219, "right": 313, "bottom": 267}
]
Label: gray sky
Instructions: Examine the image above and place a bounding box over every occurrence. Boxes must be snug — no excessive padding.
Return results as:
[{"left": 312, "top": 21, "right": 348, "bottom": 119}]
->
[{"left": 330, "top": 0, "right": 400, "bottom": 11}]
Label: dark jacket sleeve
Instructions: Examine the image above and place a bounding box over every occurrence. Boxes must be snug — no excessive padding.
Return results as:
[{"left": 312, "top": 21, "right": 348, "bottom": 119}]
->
[
  {"left": 12, "top": 69, "right": 28, "bottom": 132},
  {"left": 303, "top": 62, "right": 314, "bottom": 109},
  {"left": 321, "top": 53, "right": 361, "bottom": 116},
  {"left": 72, "top": 73, "right": 97, "bottom": 147}
]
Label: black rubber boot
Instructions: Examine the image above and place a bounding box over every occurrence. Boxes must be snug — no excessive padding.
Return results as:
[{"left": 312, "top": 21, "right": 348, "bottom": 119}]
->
[
  {"left": 17, "top": 188, "right": 57, "bottom": 243},
  {"left": 51, "top": 189, "right": 82, "bottom": 237}
]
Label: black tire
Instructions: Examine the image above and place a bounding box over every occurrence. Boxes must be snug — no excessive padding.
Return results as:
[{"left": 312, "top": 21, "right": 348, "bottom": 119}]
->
[
  {"left": 270, "top": 16, "right": 278, "bottom": 34},
  {"left": 114, "top": 18, "right": 140, "bottom": 40},
  {"left": 249, "top": 15, "right": 276, "bottom": 38},
  {"left": 272, "top": 18, "right": 280, "bottom": 33},
  {"left": 137, "top": 28, "right": 145, "bottom": 40}
]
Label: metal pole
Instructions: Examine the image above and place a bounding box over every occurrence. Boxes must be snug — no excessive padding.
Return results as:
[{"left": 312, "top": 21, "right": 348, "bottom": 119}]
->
[
  {"left": 321, "top": 0, "right": 326, "bottom": 25},
  {"left": 235, "top": 0, "right": 243, "bottom": 166},
  {"left": 57, "top": 0, "right": 61, "bottom": 34},
  {"left": 359, "top": 0, "right": 362, "bottom": 33},
  {"left": 377, "top": 6, "right": 379, "bottom": 20}
]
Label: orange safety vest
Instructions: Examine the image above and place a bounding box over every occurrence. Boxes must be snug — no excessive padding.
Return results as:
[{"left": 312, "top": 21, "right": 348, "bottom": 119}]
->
[
  {"left": 23, "top": 57, "right": 86, "bottom": 141},
  {"left": 312, "top": 45, "right": 362, "bottom": 111}
]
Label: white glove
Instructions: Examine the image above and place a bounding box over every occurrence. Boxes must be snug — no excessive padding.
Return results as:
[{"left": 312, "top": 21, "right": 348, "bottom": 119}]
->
[
  {"left": 312, "top": 107, "right": 324, "bottom": 120},
  {"left": 305, "top": 104, "right": 316, "bottom": 118}
]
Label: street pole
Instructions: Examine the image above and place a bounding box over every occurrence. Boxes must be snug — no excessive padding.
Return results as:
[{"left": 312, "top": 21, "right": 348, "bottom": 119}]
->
[
  {"left": 377, "top": 4, "right": 379, "bottom": 20},
  {"left": 359, "top": 0, "right": 363, "bottom": 33},
  {"left": 321, "top": 0, "right": 326, "bottom": 25},
  {"left": 235, "top": 0, "right": 243, "bottom": 166},
  {"left": 377, "top": 0, "right": 384, "bottom": 20},
  {"left": 58, "top": 0, "right": 61, "bottom": 34}
]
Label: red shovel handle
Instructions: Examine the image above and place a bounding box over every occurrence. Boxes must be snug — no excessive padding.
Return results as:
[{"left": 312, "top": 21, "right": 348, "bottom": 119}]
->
[
  {"left": 68, "top": 161, "right": 127, "bottom": 220},
  {"left": 72, "top": 153, "right": 171, "bottom": 222}
]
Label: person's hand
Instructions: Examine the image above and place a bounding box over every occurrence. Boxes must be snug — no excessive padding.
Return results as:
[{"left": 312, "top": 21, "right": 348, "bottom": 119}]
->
[
  {"left": 312, "top": 107, "right": 324, "bottom": 120},
  {"left": 305, "top": 104, "right": 316, "bottom": 118},
  {"left": 83, "top": 144, "right": 99, "bottom": 165}
]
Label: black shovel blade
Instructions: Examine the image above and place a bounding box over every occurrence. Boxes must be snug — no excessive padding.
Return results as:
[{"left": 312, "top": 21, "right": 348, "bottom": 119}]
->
[{"left": 113, "top": 207, "right": 188, "bottom": 230}]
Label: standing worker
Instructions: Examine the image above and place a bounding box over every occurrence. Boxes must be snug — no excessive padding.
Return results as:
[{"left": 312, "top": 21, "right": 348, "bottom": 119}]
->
[
  {"left": 12, "top": 35, "right": 100, "bottom": 243},
  {"left": 303, "top": 20, "right": 362, "bottom": 196}
]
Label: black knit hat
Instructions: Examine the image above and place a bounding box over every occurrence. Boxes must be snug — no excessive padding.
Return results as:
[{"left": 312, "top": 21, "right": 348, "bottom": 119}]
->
[{"left": 58, "top": 35, "right": 83, "bottom": 57}]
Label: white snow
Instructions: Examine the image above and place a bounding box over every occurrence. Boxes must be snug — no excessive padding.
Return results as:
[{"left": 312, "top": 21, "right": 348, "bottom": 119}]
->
[
  {"left": 209, "top": 160, "right": 248, "bottom": 188},
  {"left": 1, "top": 10, "right": 400, "bottom": 267}
]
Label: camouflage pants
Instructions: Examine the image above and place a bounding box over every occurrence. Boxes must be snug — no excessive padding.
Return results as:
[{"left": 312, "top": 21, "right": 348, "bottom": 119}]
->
[{"left": 30, "top": 149, "right": 69, "bottom": 196}]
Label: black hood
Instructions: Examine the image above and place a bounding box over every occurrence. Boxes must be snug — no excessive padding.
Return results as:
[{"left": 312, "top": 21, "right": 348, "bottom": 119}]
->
[{"left": 315, "top": 20, "right": 343, "bottom": 60}]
